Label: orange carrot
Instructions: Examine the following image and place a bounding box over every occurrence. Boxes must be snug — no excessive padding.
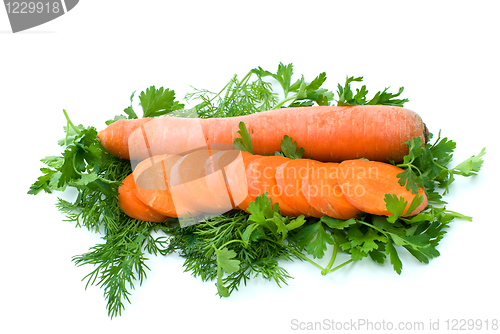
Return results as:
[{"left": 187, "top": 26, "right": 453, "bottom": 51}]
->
[
  {"left": 119, "top": 152, "right": 428, "bottom": 222},
  {"left": 210, "top": 149, "right": 250, "bottom": 209},
  {"left": 243, "top": 155, "right": 301, "bottom": 217},
  {"left": 117, "top": 173, "right": 167, "bottom": 222},
  {"left": 337, "top": 160, "right": 428, "bottom": 216},
  {"left": 133, "top": 154, "right": 199, "bottom": 218},
  {"left": 169, "top": 149, "right": 234, "bottom": 214},
  {"left": 134, "top": 149, "right": 249, "bottom": 218},
  {"left": 275, "top": 159, "right": 323, "bottom": 217},
  {"left": 100, "top": 118, "right": 151, "bottom": 159},
  {"left": 301, "top": 162, "right": 362, "bottom": 219},
  {"left": 98, "top": 105, "right": 427, "bottom": 162},
  {"left": 235, "top": 153, "right": 266, "bottom": 211}
]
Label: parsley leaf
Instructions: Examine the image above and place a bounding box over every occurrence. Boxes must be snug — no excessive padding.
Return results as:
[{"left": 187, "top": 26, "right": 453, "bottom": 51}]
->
[
  {"left": 106, "top": 86, "right": 184, "bottom": 124},
  {"left": 216, "top": 247, "right": 240, "bottom": 274},
  {"left": 320, "top": 216, "right": 357, "bottom": 230},
  {"left": 28, "top": 167, "right": 63, "bottom": 194},
  {"left": 429, "top": 133, "right": 456, "bottom": 165},
  {"left": 251, "top": 62, "right": 335, "bottom": 108},
  {"left": 215, "top": 246, "right": 241, "bottom": 297},
  {"left": 385, "top": 239, "right": 403, "bottom": 275},
  {"left": 294, "top": 220, "right": 335, "bottom": 259},
  {"left": 346, "top": 225, "right": 387, "bottom": 260},
  {"left": 280, "top": 135, "right": 305, "bottom": 159},
  {"left": 384, "top": 194, "right": 409, "bottom": 223},
  {"left": 336, "top": 75, "right": 409, "bottom": 107},
  {"left": 252, "top": 62, "right": 295, "bottom": 98},
  {"left": 397, "top": 168, "right": 423, "bottom": 195},
  {"left": 246, "top": 192, "right": 305, "bottom": 241},
  {"left": 233, "top": 122, "right": 254, "bottom": 154},
  {"left": 451, "top": 147, "right": 486, "bottom": 177},
  {"left": 367, "top": 86, "right": 408, "bottom": 106},
  {"left": 384, "top": 193, "right": 425, "bottom": 223},
  {"left": 139, "top": 86, "right": 184, "bottom": 117},
  {"left": 336, "top": 76, "right": 365, "bottom": 106},
  {"left": 396, "top": 133, "right": 485, "bottom": 200},
  {"left": 123, "top": 90, "right": 138, "bottom": 119}
]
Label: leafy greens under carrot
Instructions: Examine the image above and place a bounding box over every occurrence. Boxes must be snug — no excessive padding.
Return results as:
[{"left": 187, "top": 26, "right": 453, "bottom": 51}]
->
[{"left": 29, "top": 62, "right": 484, "bottom": 318}]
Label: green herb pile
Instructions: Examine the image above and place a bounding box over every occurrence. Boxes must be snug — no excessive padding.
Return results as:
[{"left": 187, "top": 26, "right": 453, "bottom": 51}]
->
[{"left": 29, "top": 63, "right": 485, "bottom": 318}]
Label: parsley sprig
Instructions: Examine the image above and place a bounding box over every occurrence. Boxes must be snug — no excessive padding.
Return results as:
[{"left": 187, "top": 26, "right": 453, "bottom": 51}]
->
[
  {"left": 336, "top": 75, "right": 409, "bottom": 107},
  {"left": 106, "top": 86, "right": 185, "bottom": 125},
  {"left": 394, "top": 132, "right": 486, "bottom": 201}
]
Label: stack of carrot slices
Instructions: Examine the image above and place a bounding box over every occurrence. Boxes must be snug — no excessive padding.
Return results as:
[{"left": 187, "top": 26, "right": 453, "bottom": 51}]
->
[{"left": 118, "top": 151, "right": 428, "bottom": 222}]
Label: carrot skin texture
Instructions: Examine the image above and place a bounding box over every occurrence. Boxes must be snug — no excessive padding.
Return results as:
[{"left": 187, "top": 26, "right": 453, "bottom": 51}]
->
[
  {"left": 337, "top": 160, "right": 428, "bottom": 216},
  {"left": 98, "top": 105, "right": 426, "bottom": 163},
  {"left": 98, "top": 118, "right": 151, "bottom": 160},
  {"left": 118, "top": 174, "right": 168, "bottom": 222}
]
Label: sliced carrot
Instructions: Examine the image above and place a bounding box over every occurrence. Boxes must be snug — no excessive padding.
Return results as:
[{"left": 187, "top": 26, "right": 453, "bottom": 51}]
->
[
  {"left": 209, "top": 150, "right": 249, "bottom": 209},
  {"left": 244, "top": 155, "right": 301, "bottom": 216},
  {"left": 301, "top": 162, "right": 362, "bottom": 220},
  {"left": 236, "top": 155, "right": 266, "bottom": 211},
  {"left": 275, "top": 159, "right": 323, "bottom": 217},
  {"left": 121, "top": 152, "right": 429, "bottom": 222},
  {"left": 118, "top": 173, "right": 167, "bottom": 222},
  {"left": 168, "top": 149, "right": 235, "bottom": 214},
  {"left": 98, "top": 105, "right": 428, "bottom": 163},
  {"left": 133, "top": 154, "right": 199, "bottom": 218},
  {"left": 337, "top": 160, "right": 428, "bottom": 216}
]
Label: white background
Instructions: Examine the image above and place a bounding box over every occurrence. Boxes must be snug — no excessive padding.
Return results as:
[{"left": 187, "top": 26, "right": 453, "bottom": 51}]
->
[{"left": 1, "top": 1, "right": 499, "bottom": 333}]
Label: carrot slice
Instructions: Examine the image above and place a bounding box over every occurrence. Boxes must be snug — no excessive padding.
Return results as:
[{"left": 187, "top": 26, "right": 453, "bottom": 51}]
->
[
  {"left": 209, "top": 150, "right": 249, "bottom": 209},
  {"left": 275, "top": 159, "right": 323, "bottom": 217},
  {"left": 169, "top": 149, "right": 235, "bottom": 214},
  {"left": 337, "top": 159, "right": 428, "bottom": 216},
  {"left": 236, "top": 155, "right": 266, "bottom": 211},
  {"left": 301, "top": 162, "right": 362, "bottom": 219},
  {"left": 247, "top": 155, "right": 301, "bottom": 217},
  {"left": 133, "top": 154, "right": 198, "bottom": 218},
  {"left": 118, "top": 173, "right": 167, "bottom": 222}
]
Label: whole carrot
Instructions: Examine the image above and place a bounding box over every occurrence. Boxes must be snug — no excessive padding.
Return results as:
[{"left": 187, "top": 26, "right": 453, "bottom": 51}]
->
[{"left": 98, "top": 105, "right": 428, "bottom": 163}]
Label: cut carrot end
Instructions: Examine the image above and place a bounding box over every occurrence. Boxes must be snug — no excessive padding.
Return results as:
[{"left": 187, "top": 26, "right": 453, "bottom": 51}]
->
[
  {"left": 133, "top": 154, "right": 183, "bottom": 217},
  {"left": 118, "top": 174, "right": 168, "bottom": 222},
  {"left": 337, "top": 160, "right": 428, "bottom": 217}
]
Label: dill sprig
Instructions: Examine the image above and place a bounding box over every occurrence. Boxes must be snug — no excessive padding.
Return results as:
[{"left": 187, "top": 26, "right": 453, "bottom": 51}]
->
[
  {"left": 167, "top": 210, "right": 301, "bottom": 295},
  {"left": 185, "top": 71, "right": 279, "bottom": 118},
  {"left": 72, "top": 218, "right": 173, "bottom": 318}
]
